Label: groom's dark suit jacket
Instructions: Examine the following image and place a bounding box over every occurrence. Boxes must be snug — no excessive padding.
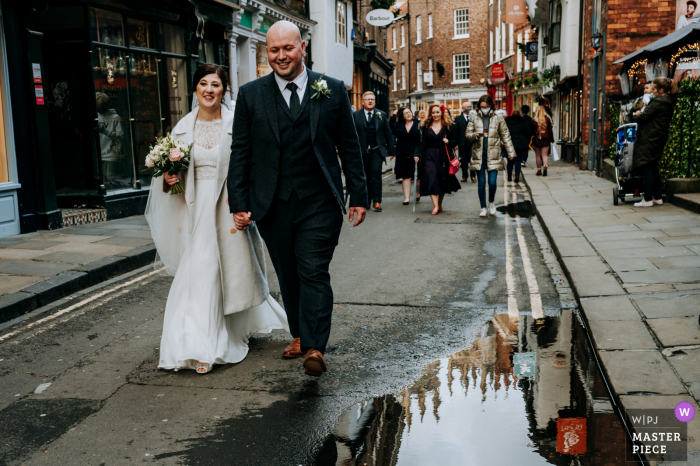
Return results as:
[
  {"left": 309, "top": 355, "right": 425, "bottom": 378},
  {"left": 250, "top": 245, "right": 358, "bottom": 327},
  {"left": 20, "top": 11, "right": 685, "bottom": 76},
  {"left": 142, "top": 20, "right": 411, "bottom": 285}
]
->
[{"left": 228, "top": 69, "right": 368, "bottom": 221}]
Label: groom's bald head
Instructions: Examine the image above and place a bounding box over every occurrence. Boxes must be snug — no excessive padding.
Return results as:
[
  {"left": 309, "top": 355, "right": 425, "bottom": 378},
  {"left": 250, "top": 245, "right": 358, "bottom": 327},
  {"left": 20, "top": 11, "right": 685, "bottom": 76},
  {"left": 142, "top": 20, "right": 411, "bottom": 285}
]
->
[{"left": 266, "top": 20, "right": 306, "bottom": 80}]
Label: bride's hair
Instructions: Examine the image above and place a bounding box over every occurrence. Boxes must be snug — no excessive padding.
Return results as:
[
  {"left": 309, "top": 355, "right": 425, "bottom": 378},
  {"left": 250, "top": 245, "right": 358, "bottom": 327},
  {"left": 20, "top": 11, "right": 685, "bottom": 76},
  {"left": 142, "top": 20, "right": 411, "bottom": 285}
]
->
[{"left": 192, "top": 64, "right": 231, "bottom": 106}]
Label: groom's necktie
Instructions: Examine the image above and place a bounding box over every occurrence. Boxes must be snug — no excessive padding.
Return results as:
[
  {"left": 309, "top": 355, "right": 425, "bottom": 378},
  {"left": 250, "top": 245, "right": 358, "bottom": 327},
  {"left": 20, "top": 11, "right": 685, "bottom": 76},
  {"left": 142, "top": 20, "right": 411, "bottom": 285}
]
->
[{"left": 286, "top": 82, "right": 300, "bottom": 120}]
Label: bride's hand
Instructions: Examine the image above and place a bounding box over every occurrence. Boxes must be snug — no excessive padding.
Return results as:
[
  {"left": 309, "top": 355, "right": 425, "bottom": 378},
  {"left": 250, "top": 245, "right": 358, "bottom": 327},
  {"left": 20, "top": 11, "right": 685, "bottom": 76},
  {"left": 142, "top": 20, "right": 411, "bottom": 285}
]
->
[{"left": 164, "top": 172, "right": 180, "bottom": 186}]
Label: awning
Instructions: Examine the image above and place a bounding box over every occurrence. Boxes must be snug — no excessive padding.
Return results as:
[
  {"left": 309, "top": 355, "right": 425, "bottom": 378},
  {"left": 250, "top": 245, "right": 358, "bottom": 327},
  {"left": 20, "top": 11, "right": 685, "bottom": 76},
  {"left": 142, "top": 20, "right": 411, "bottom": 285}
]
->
[{"left": 614, "top": 22, "right": 700, "bottom": 65}]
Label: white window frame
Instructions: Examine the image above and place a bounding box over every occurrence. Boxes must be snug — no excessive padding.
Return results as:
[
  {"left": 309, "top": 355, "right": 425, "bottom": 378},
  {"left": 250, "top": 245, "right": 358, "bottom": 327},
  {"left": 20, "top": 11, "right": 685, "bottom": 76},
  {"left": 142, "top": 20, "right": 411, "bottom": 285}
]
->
[
  {"left": 501, "top": 22, "right": 506, "bottom": 58},
  {"left": 417, "top": 59, "right": 423, "bottom": 90},
  {"left": 401, "top": 63, "right": 406, "bottom": 90},
  {"left": 393, "top": 70, "right": 397, "bottom": 91},
  {"left": 401, "top": 24, "right": 405, "bottom": 47},
  {"left": 427, "top": 58, "right": 433, "bottom": 86},
  {"left": 509, "top": 23, "right": 514, "bottom": 55},
  {"left": 428, "top": 14, "right": 433, "bottom": 38},
  {"left": 452, "top": 53, "right": 470, "bottom": 84},
  {"left": 453, "top": 8, "right": 469, "bottom": 39},
  {"left": 495, "top": 26, "right": 500, "bottom": 60},
  {"left": 517, "top": 32, "right": 523, "bottom": 72},
  {"left": 392, "top": 27, "right": 396, "bottom": 50},
  {"left": 335, "top": 1, "right": 347, "bottom": 46},
  {"left": 416, "top": 15, "right": 422, "bottom": 44},
  {"left": 490, "top": 31, "right": 494, "bottom": 62}
]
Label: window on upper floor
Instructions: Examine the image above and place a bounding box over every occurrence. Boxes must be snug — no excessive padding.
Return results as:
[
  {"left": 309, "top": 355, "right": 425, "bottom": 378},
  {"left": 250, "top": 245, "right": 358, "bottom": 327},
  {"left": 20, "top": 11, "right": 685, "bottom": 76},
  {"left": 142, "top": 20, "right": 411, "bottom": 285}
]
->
[
  {"left": 453, "top": 53, "right": 470, "bottom": 83},
  {"left": 428, "top": 14, "right": 433, "bottom": 38},
  {"left": 401, "top": 63, "right": 406, "bottom": 89},
  {"left": 550, "top": 0, "right": 562, "bottom": 51},
  {"left": 517, "top": 33, "right": 522, "bottom": 72},
  {"left": 336, "top": 1, "right": 346, "bottom": 45},
  {"left": 417, "top": 60, "right": 423, "bottom": 90},
  {"left": 392, "top": 27, "right": 396, "bottom": 49},
  {"left": 454, "top": 9, "right": 469, "bottom": 38},
  {"left": 416, "top": 15, "right": 422, "bottom": 43},
  {"left": 509, "top": 24, "right": 514, "bottom": 55},
  {"left": 401, "top": 24, "right": 405, "bottom": 47}
]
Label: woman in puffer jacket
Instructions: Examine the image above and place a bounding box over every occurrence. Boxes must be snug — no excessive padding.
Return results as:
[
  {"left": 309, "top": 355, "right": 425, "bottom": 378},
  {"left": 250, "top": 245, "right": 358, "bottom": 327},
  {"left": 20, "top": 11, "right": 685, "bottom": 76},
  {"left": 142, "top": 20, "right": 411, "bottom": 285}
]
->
[{"left": 466, "top": 95, "right": 516, "bottom": 217}]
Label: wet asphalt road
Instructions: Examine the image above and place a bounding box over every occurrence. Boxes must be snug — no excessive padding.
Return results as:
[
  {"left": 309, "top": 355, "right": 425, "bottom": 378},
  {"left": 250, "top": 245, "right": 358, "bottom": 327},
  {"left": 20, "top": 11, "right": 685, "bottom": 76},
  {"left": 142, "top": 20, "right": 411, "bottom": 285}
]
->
[{"left": 0, "top": 170, "right": 630, "bottom": 465}]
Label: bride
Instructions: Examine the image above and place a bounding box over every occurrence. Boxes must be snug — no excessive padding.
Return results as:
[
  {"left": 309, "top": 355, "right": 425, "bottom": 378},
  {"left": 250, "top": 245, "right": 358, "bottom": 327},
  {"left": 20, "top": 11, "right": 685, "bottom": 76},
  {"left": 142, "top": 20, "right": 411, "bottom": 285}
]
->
[{"left": 145, "top": 64, "right": 289, "bottom": 374}]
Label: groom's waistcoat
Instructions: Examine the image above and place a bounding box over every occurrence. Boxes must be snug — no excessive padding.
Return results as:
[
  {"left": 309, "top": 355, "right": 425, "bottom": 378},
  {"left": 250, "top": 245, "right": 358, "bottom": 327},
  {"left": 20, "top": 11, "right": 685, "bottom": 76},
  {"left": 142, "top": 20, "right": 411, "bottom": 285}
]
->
[{"left": 274, "top": 86, "right": 326, "bottom": 201}]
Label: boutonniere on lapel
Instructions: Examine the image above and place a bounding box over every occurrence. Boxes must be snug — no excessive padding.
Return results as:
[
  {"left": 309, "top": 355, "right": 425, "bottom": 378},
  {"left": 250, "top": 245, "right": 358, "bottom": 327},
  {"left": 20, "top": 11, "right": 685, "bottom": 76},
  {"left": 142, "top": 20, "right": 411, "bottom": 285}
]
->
[
  {"left": 311, "top": 78, "right": 331, "bottom": 99},
  {"left": 375, "top": 112, "right": 382, "bottom": 120}
]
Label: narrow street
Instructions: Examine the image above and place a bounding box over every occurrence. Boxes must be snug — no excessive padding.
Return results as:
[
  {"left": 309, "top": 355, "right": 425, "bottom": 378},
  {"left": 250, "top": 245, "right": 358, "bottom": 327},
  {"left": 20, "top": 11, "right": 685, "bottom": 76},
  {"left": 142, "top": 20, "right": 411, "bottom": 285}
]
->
[{"left": 0, "top": 169, "right": 635, "bottom": 465}]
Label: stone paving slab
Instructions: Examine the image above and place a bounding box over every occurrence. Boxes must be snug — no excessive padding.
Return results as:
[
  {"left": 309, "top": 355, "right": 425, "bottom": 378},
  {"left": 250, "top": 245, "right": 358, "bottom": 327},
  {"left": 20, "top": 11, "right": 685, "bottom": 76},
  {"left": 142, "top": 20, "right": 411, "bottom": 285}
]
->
[
  {"left": 589, "top": 320, "right": 657, "bottom": 350},
  {"left": 650, "top": 256, "right": 700, "bottom": 269},
  {"left": 647, "top": 316, "right": 700, "bottom": 347},
  {"left": 579, "top": 297, "right": 641, "bottom": 321},
  {"left": 0, "top": 259, "right": 76, "bottom": 276},
  {"left": 600, "top": 246, "right": 696, "bottom": 261},
  {"left": 551, "top": 236, "right": 597, "bottom": 257},
  {"left": 599, "top": 350, "right": 687, "bottom": 395},
  {"left": 634, "top": 294, "right": 700, "bottom": 319},
  {"left": 606, "top": 258, "right": 657, "bottom": 272},
  {"left": 618, "top": 268, "right": 700, "bottom": 284},
  {"left": 585, "top": 230, "right": 669, "bottom": 242},
  {"left": 561, "top": 256, "right": 626, "bottom": 297}
]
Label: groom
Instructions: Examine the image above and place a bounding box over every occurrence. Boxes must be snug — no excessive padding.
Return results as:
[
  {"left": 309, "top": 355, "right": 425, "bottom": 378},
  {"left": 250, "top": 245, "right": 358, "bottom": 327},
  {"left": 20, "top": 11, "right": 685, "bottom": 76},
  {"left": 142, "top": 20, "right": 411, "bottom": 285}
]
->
[{"left": 228, "top": 21, "right": 368, "bottom": 377}]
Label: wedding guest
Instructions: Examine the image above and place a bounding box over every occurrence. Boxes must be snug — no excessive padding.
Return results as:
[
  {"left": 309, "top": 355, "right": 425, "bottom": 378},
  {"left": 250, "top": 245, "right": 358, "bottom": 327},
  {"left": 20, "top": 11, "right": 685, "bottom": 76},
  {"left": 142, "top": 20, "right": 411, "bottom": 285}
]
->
[
  {"left": 418, "top": 109, "right": 427, "bottom": 121},
  {"left": 353, "top": 91, "right": 395, "bottom": 212},
  {"left": 520, "top": 105, "right": 534, "bottom": 167},
  {"left": 392, "top": 106, "right": 421, "bottom": 204},
  {"left": 504, "top": 109, "right": 535, "bottom": 183},
  {"left": 629, "top": 77, "right": 678, "bottom": 207},
  {"left": 533, "top": 105, "right": 554, "bottom": 176},
  {"left": 466, "top": 95, "right": 516, "bottom": 217},
  {"left": 417, "top": 104, "right": 461, "bottom": 215},
  {"left": 455, "top": 101, "right": 476, "bottom": 183}
]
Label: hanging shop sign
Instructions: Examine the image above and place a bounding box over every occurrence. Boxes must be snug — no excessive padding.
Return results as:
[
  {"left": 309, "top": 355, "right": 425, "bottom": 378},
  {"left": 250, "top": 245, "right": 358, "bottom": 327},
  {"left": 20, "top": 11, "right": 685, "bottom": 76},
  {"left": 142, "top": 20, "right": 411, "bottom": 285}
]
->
[
  {"left": 556, "top": 418, "right": 587, "bottom": 456},
  {"left": 526, "top": 42, "right": 539, "bottom": 61},
  {"left": 513, "top": 352, "right": 536, "bottom": 377},
  {"left": 366, "top": 9, "right": 394, "bottom": 27},
  {"left": 505, "top": 0, "right": 528, "bottom": 24},
  {"left": 491, "top": 64, "right": 505, "bottom": 81}
]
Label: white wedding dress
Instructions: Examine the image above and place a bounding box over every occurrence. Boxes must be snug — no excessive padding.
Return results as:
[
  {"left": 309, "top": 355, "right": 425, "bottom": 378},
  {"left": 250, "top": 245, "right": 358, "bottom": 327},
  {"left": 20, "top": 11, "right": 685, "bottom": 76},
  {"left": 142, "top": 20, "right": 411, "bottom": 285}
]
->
[{"left": 157, "top": 119, "right": 288, "bottom": 371}]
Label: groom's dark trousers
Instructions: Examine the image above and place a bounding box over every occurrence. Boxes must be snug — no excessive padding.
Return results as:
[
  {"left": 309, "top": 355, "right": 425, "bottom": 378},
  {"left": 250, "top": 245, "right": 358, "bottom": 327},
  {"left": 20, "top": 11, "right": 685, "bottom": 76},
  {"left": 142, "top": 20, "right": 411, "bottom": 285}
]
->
[{"left": 228, "top": 69, "right": 368, "bottom": 355}]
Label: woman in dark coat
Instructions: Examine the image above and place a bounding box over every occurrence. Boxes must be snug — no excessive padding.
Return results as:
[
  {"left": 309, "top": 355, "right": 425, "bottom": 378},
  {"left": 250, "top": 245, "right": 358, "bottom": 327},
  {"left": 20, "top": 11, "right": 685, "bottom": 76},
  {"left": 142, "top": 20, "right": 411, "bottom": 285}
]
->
[
  {"left": 629, "top": 77, "right": 678, "bottom": 207},
  {"left": 504, "top": 108, "right": 535, "bottom": 183},
  {"left": 392, "top": 106, "right": 421, "bottom": 204},
  {"left": 416, "top": 103, "right": 461, "bottom": 215}
]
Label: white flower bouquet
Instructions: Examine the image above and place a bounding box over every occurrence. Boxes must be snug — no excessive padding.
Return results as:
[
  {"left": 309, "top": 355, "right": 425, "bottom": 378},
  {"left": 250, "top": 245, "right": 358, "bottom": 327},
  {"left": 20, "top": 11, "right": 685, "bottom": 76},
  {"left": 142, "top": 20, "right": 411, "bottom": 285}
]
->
[{"left": 145, "top": 134, "right": 192, "bottom": 194}]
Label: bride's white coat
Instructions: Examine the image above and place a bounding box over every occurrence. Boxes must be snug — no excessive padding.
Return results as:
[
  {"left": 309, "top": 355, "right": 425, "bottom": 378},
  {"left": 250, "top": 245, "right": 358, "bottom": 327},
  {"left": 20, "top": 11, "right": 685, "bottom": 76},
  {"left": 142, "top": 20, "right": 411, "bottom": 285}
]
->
[{"left": 145, "top": 105, "right": 269, "bottom": 315}]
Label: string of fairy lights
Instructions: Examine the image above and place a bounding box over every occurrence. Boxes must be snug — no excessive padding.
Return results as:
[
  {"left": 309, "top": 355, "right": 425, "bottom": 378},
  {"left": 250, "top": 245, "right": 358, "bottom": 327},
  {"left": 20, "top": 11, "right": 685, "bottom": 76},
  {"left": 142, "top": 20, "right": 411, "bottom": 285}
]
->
[
  {"left": 624, "top": 42, "right": 700, "bottom": 79},
  {"left": 670, "top": 41, "right": 700, "bottom": 67}
]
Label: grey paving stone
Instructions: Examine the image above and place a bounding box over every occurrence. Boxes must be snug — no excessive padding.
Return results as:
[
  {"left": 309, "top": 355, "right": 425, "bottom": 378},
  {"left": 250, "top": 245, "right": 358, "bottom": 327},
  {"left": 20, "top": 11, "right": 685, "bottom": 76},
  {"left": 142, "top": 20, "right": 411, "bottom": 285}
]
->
[
  {"left": 564, "top": 256, "right": 626, "bottom": 297},
  {"left": 600, "top": 246, "right": 694, "bottom": 260},
  {"left": 0, "top": 274, "right": 45, "bottom": 296},
  {"left": 0, "top": 249, "right": 52, "bottom": 260},
  {"left": 12, "top": 241, "right": 66, "bottom": 250},
  {"left": 667, "top": 348, "right": 700, "bottom": 384},
  {"left": 599, "top": 350, "right": 686, "bottom": 395},
  {"left": 44, "top": 242, "right": 134, "bottom": 256},
  {"left": 73, "top": 256, "right": 131, "bottom": 286},
  {"left": 543, "top": 226, "right": 582, "bottom": 237},
  {"left": 581, "top": 224, "right": 641, "bottom": 234},
  {"left": 644, "top": 214, "right": 700, "bottom": 223},
  {"left": 647, "top": 316, "right": 700, "bottom": 347},
  {"left": 656, "top": 235, "right": 700, "bottom": 246},
  {"left": 590, "top": 238, "right": 663, "bottom": 250},
  {"left": 606, "top": 258, "right": 657, "bottom": 272},
  {"left": 643, "top": 220, "right": 700, "bottom": 230},
  {"left": 33, "top": 252, "right": 107, "bottom": 265},
  {"left": 59, "top": 228, "right": 115, "bottom": 236},
  {"left": 49, "top": 234, "right": 113, "bottom": 243},
  {"left": 94, "top": 237, "right": 153, "bottom": 248},
  {"left": 618, "top": 268, "right": 700, "bottom": 285},
  {"left": 580, "top": 297, "right": 641, "bottom": 321},
  {"left": 0, "top": 237, "right": 32, "bottom": 248},
  {"left": 651, "top": 256, "right": 700, "bottom": 269},
  {"left": 589, "top": 320, "right": 657, "bottom": 350},
  {"left": 0, "top": 259, "right": 75, "bottom": 276},
  {"left": 105, "top": 230, "right": 153, "bottom": 239},
  {"left": 552, "top": 236, "right": 597, "bottom": 257},
  {"left": 584, "top": 230, "right": 668, "bottom": 242}
]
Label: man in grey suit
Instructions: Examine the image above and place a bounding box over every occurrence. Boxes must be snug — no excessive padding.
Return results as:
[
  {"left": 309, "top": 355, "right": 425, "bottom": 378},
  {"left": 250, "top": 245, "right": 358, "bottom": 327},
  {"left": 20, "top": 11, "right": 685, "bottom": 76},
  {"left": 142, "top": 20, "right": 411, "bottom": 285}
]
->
[
  {"left": 353, "top": 91, "right": 395, "bottom": 212},
  {"left": 455, "top": 101, "right": 476, "bottom": 182},
  {"left": 228, "top": 21, "right": 368, "bottom": 377}
]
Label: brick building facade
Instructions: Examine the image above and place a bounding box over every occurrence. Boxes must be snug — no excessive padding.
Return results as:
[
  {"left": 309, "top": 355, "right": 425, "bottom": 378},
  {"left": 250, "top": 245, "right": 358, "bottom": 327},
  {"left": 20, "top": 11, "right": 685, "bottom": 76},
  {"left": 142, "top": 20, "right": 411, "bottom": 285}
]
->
[
  {"left": 580, "top": 0, "right": 676, "bottom": 170},
  {"left": 387, "top": 0, "right": 488, "bottom": 116}
]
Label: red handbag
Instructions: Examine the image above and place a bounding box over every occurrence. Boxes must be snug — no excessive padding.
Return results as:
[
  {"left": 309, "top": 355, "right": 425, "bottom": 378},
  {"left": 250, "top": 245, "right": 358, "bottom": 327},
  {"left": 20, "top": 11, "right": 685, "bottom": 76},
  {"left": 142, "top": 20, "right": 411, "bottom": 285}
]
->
[{"left": 446, "top": 146, "right": 460, "bottom": 175}]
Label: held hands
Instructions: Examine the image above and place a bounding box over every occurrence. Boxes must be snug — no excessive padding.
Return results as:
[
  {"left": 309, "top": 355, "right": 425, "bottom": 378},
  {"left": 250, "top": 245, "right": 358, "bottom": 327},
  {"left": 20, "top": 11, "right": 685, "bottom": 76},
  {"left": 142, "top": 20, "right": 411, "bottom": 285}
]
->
[
  {"left": 348, "top": 207, "right": 366, "bottom": 227},
  {"left": 233, "top": 212, "right": 252, "bottom": 231},
  {"left": 164, "top": 172, "right": 180, "bottom": 186}
]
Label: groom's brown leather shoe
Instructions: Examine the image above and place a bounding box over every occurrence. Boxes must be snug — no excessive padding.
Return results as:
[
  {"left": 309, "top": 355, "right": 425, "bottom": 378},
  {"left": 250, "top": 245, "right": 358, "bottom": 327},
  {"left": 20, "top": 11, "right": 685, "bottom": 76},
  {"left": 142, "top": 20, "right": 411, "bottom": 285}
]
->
[
  {"left": 303, "top": 349, "right": 327, "bottom": 376},
  {"left": 282, "top": 338, "right": 303, "bottom": 359}
]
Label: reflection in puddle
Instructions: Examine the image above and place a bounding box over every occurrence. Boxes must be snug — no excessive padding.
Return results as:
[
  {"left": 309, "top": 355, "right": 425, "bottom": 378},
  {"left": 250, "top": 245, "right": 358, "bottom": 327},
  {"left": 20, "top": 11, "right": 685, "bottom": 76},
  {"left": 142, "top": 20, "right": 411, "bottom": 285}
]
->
[{"left": 328, "top": 311, "right": 636, "bottom": 465}]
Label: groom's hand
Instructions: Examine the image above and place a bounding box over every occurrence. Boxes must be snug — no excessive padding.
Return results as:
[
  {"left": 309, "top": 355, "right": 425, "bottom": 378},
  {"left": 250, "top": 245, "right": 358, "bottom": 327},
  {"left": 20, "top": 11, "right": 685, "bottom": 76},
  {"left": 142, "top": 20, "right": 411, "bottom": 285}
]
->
[
  {"left": 348, "top": 207, "right": 367, "bottom": 227},
  {"left": 233, "top": 212, "right": 252, "bottom": 231}
]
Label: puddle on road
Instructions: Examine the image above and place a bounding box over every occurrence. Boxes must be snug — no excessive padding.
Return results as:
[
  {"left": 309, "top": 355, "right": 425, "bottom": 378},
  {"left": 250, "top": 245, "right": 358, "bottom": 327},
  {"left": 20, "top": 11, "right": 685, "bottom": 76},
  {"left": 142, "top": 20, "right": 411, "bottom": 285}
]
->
[{"left": 321, "top": 311, "right": 638, "bottom": 465}]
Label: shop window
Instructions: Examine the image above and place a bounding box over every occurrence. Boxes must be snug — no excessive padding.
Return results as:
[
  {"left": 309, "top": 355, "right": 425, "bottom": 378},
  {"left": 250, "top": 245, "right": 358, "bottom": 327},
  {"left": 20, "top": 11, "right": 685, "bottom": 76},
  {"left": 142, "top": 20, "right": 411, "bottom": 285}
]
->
[
  {"left": 160, "top": 23, "right": 185, "bottom": 55},
  {"left": 129, "top": 53, "right": 161, "bottom": 187},
  {"left": 336, "top": 1, "right": 346, "bottom": 45},
  {"left": 351, "top": 63, "right": 364, "bottom": 111},
  {"left": 128, "top": 18, "right": 155, "bottom": 49},
  {"left": 453, "top": 54, "right": 470, "bottom": 83},
  {"left": 93, "top": 48, "right": 134, "bottom": 191},
  {"left": 454, "top": 8, "right": 469, "bottom": 38},
  {"left": 199, "top": 40, "right": 217, "bottom": 64},
  {"left": 90, "top": 8, "right": 125, "bottom": 46},
  {"left": 162, "top": 57, "right": 187, "bottom": 135}
]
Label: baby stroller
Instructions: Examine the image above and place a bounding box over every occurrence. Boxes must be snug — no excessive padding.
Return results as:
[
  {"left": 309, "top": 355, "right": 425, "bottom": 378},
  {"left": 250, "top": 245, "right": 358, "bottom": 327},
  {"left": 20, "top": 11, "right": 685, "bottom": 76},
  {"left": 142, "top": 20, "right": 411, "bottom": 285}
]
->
[{"left": 613, "top": 123, "right": 643, "bottom": 205}]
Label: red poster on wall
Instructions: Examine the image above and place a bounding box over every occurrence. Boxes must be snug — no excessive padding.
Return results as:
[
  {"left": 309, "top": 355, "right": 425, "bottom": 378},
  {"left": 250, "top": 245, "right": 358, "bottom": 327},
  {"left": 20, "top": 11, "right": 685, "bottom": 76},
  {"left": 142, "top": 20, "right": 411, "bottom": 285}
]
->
[
  {"left": 505, "top": 0, "right": 528, "bottom": 24},
  {"left": 491, "top": 64, "right": 505, "bottom": 80},
  {"left": 35, "top": 86, "right": 44, "bottom": 105},
  {"left": 556, "top": 418, "right": 587, "bottom": 456}
]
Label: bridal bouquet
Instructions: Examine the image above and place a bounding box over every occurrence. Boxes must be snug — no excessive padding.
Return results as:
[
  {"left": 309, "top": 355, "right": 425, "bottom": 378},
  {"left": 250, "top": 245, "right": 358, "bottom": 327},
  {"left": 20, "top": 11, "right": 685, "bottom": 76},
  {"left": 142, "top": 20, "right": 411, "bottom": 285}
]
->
[{"left": 145, "top": 134, "right": 192, "bottom": 194}]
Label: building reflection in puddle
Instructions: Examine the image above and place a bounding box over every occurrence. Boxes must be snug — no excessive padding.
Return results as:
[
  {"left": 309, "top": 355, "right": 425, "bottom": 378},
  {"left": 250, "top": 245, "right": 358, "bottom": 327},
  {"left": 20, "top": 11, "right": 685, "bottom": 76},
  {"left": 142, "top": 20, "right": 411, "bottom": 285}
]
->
[{"left": 329, "top": 311, "right": 635, "bottom": 465}]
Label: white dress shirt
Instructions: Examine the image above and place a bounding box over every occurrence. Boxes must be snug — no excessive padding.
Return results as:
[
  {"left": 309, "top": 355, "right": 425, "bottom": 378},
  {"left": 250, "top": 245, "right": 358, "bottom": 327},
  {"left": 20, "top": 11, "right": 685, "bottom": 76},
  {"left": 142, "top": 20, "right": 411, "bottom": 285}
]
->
[{"left": 274, "top": 65, "right": 308, "bottom": 107}]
